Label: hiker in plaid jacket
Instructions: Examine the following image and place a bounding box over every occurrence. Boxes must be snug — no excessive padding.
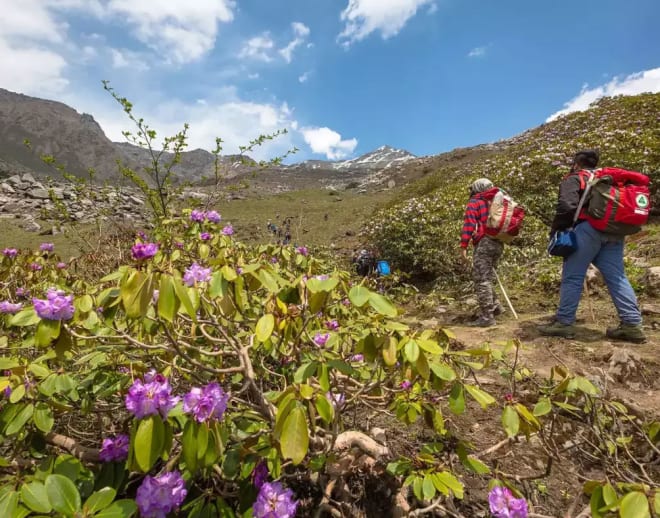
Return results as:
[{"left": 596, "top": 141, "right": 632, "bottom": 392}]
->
[{"left": 460, "top": 178, "right": 503, "bottom": 327}]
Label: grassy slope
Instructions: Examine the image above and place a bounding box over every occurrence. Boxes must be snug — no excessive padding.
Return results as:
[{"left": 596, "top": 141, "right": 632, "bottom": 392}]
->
[{"left": 364, "top": 93, "right": 660, "bottom": 282}]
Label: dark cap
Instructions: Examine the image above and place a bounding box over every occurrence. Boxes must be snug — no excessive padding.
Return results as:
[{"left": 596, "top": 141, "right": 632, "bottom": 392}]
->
[{"left": 573, "top": 149, "right": 600, "bottom": 168}]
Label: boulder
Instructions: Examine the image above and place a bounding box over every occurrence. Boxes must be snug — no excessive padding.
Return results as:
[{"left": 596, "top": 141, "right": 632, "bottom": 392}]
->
[
  {"left": 21, "top": 173, "right": 36, "bottom": 184},
  {"left": 0, "top": 183, "right": 15, "bottom": 194},
  {"left": 644, "top": 266, "right": 660, "bottom": 297},
  {"left": 27, "top": 188, "right": 50, "bottom": 199}
]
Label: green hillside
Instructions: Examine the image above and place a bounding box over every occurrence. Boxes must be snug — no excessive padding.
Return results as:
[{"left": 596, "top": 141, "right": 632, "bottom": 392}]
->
[{"left": 365, "top": 93, "right": 660, "bottom": 280}]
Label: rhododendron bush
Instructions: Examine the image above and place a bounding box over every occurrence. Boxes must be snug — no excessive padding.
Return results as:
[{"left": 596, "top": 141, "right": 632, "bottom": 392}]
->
[{"left": 1, "top": 91, "right": 658, "bottom": 517}]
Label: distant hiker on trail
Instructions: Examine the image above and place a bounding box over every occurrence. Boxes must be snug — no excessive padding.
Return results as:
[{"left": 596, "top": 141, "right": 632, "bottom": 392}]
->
[
  {"left": 353, "top": 248, "right": 376, "bottom": 277},
  {"left": 539, "top": 150, "right": 647, "bottom": 343},
  {"left": 460, "top": 178, "right": 504, "bottom": 327}
]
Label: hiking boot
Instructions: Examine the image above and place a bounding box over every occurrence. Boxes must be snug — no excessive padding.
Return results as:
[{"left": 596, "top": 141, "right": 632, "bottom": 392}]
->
[
  {"left": 467, "top": 316, "right": 496, "bottom": 328},
  {"left": 538, "top": 321, "right": 576, "bottom": 338},
  {"left": 493, "top": 304, "right": 504, "bottom": 317},
  {"left": 606, "top": 323, "right": 647, "bottom": 344}
]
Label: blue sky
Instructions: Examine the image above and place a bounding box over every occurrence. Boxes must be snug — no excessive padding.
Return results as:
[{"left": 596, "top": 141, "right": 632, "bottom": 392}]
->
[{"left": 1, "top": 0, "right": 659, "bottom": 162}]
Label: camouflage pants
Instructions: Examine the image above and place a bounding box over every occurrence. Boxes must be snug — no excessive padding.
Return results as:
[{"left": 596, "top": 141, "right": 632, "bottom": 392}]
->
[{"left": 473, "top": 237, "right": 504, "bottom": 319}]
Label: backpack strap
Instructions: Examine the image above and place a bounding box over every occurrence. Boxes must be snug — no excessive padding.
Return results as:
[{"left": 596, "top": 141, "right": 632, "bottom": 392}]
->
[{"left": 573, "top": 170, "right": 599, "bottom": 226}]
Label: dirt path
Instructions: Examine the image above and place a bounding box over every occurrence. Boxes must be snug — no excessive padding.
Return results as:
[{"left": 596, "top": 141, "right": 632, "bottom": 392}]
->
[{"left": 421, "top": 307, "right": 660, "bottom": 418}]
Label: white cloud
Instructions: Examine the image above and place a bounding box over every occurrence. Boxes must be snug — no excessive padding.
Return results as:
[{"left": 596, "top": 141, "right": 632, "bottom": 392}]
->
[
  {"left": 301, "top": 127, "right": 358, "bottom": 160},
  {"left": 547, "top": 67, "right": 660, "bottom": 122},
  {"left": 75, "top": 88, "right": 298, "bottom": 161},
  {"left": 298, "top": 71, "right": 311, "bottom": 83},
  {"left": 279, "top": 22, "right": 311, "bottom": 63},
  {"left": 248, "top": 72, "right": 260, "bottom": 80},
  {"left": 468, "top": 46, "right": 486, "bottom": 58},
  {"left": 110, "top": 48, "right": 150, "bottom": 70},
  {"left": 0, "top": 39, "right": 68, "bottom": 96},
  {"left": 338, "top": 0, "right": 434, "bottom": 45},
  {"left": 239, "top": 33, "right": 275, "bottom": 62},
  {"left": 102, "top": 0, "right": 235, "bottom": 64},
  {"left": 0, "top": 0, "right": 70, "bottom": 95}
]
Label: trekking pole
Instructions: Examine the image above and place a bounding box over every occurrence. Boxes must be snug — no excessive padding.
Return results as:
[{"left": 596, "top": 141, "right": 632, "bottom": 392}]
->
[{"left": 494, "top": 271, "right": 519, "bottom": 320}]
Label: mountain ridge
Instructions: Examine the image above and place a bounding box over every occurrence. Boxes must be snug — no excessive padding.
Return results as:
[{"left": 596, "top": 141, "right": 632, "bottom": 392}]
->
[{"left": 0, "top": 88, "right": 418, "bottom": 191}]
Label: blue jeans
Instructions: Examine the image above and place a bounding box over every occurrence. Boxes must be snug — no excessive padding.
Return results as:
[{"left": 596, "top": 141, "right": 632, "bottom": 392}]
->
[{"left": 556, "top": 222, "right": 641, "bottom": 325}]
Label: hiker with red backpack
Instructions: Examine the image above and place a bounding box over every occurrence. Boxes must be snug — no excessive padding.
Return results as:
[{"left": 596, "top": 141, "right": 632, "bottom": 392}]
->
[
  {"left": 539, "top": 150, "right": 649, "bottom": 343},
  {"left": 460, "top": 178, "right": 524, "bottom": 327}
]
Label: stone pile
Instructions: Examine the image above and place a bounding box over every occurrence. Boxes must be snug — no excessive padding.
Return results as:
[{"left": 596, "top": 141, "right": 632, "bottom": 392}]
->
[{"left": 0, "top": 173, "right": 149, "bottom": 234}]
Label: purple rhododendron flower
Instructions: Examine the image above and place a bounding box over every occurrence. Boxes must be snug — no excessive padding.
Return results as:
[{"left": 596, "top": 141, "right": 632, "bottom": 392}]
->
[
  {"left": 136, "top": 471, "right": 187, "bottom": 518},
  {"left": 349, "top": 354, "right": 364, "bottom": 362},
  {"left": 30, "top": 263, "right": 42, "bottom": 271},
  {"left": 3, "top": 386, "right": 11, "bottom": 398},
  {"left": 296, "top": 246, "right": 308, "bottom": 256},
  {"left": 342, "top": 298, "right": 351, "bottom": 306},
  {"left": 199, "top": 232, "right": 212, "bottom": 241},
  {"left": 488, "top": 486, "right": 528, "bottom": 518},
  {"left": 125, "top": 370, "right": 179, "bottom": 419},
  {"left": 99, "top": 434, "right": 129, "bottom": 462},
  {"left": 33, "top": 288, "right": 74, "bottom": 321},
  {"left": 137, "top": 231, "right": 148, "bottom": 240},
  {"left": 152, "top": 290, "right": 159, "bottom": 304},
  {"left": 313, "top": 332, "right": 330, "bottom": 347},
  {"left": 0, "top": 301, "right": 23, "bottom": 314},
  {"left": 131, "top": 242, "right": 159, "bottom": 261},
  {"left": 39, "top": 243, "right": 54, "bottom": 252},
  {"left": 15, "top": 288, "right": 28, "bottom": 298},
  {"left": 270, "top": 257, "right": 278, "bottom": 264},
  {"left": 206, "top": 210, "right": 221, "bottom": 223},
  {"left": 253, "top": 481, "right": 298, "bottom": 518},
  {"left": 183, "top": 383, "right": 229, "bottom": 423},
  {"left": 222, "top": 224, "right": 234, "bottom": 236},
  {"left": 2, "top": 248, "right": 18, "bottom": 258},
  {"left": 174, "top": 241, "right": 184, "bottom": 249},
  {"left": 325, "top": 320, "right": 339, "bottom": 331},
  {"left": 400, "top": 380, "right": 412, "bottom": 390},
  {"left": 314, "top": 274, "right": 329, "bottom": 281},
  {"left": 183, "top": 263, "right": 212, "bottom": 287},
  {"left": 252, "top": 461, "right": 269, "bottom": 490},
  {"left": 327, "top": 392, "right": 345, "bottom": 409},
  {"left": 190, "top": 209, "right": 206, "bottom": 222},
  {"left": 56, "top": 262, "right": 67, "bottom": 269}
]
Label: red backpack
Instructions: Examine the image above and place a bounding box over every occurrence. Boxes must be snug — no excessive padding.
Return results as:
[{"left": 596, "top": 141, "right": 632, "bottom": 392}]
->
[
  {"left": 480, "top": 187, "right": 525, "bottom": 242},
  {"left": 574, "top": 168, "right": 651, "bottom": 235}
]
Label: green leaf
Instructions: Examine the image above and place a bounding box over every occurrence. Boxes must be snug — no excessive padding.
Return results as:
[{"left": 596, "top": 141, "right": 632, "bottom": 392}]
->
[
  {"left": 294, "top": 362, "right": 317, "bottom": 384},
  {"left": 35, "top": 319, "right": 61, "bottom": 347},
  {"left": 575, "top": 376, "right": 599, "bottom": 396},
  {"left": 28, "top": 363, "right": 50, "bottom": 379},
  {"left": 280, "top": 406, "right": 309, "bottom": 465},
  {"left": 602, "top": 483, "right": 617, "bottom": 506},
  {"left": 77, "top": 295, "right": 94, "bottom": 313},
  {"left": 532, "top": 397, "right": 552, "bottom": 417},
  {"left": 257, "top": 270, "right": 279, "bottom": 293},
  {"left": 172, "top": 275, "right": 197, "bottom": 322},
  {"left": 435, "top": 471, "right": 464, "bottom": 499},
  {"left": 619, "top": 491, "right": 650, "bottom": 518},
  {"left": 315, "top": 394, "right": 335, "bottom": 424},
  {"left": 33, "top": 403, "right": 54, "bottom": 433},
  {"left": 0, "top": 358, "right": 19, "bottom": 370},
  {"left": 422, "top": 475, "right": 436, "bottom": 501},
  {"left": 255, "top": 314, "right": 275, "bottom": 343},
  {"left": 430, "top": 362, "right": 456, "bottom": 382},
  {"left": 209, "top": 271, "right": 228, "bottom": 299},
  {"left": 417, "top": 339, "right": 443, "bottom": 355},
  {"left": 8, "top": 308, "right": 40, "bottom": 327},
  {"left": 465, "top": 384, "right": 496, "bottom": 408},
  {"left": 0, "top": 491, "right": 18, "bottom": 518},
  {"left": 502, "top": 406, "right": 520, "bottom": 438},
  {"left": 318, "top": 364, "right": 330, "bottom": 393},
  {"left": 382, "top": 336, "right": 397, "bottom": 366},
  {"left": 45, "top": 474, "right": 81, "bottom": 516},
  {"left": 95, "top": 500, "right": 138, "bottom": 518},
  {"left": 5, "top": 403, "right": 34, "bottom": 435},
  {"left": 120, "top": 270, "right": 150, "bottom": 319},
  {"left": 590, "top": 486, "right": 605, "bottom": 518},
  {"left": 157, "top": 275, "right": 179, "bottom": 323},
  {"left": 134, "top": 415, "right": 165, "bottom": 473},
  {"left": 404, "top": 340, "right": 420, "bottom": 363},
  {"left": 9, "top": 384, "right": 25, "bottom": 403},
  {"left": 514, "top": 403, "right": 540, "bottom": 428},
  {"left": 368, "top": 292, "right": 397, "bottom": 317},
  {"left": 84, "top": 487, "right": 116, "bottom": 514},
  {"left": 348, "top": 285, "right": 370, "bottom": 307},
  {"left": 20, "top": 482, "right": 51, "bottom": 514},
  {"left": 654, "top": 491, "right": 660, "bottom": 514},
  {"left": 448, "top": 384, "right": 465, "bottom": 415},
  {"left": 306, "top": 277, "right": 338, "bottom": 293},
  {"left": 182, "top": 420, "right": 199, "bottom": 473}
]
